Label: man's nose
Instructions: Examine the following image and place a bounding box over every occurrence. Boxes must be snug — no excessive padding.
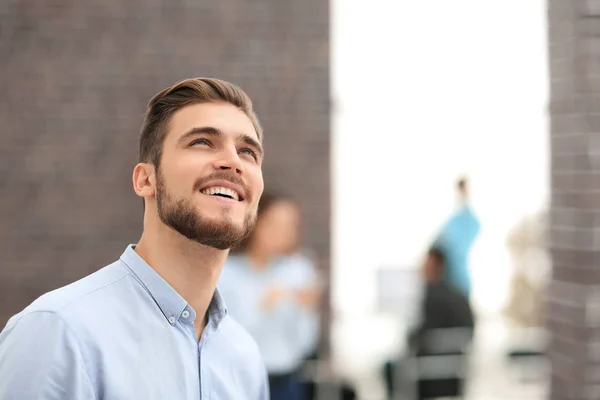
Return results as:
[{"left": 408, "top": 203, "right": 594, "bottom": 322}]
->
[{"left": 214, "top": 147, "right": 243, "bottom": 174}]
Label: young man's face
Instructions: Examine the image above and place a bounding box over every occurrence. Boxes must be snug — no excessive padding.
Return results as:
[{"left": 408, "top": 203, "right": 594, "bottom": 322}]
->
[{"left": 151, "top": 102, "right": 264, "bottom": 249}]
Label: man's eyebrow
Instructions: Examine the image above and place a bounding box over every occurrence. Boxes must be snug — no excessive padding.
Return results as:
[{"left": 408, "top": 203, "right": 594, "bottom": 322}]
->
[
  {"left": 178, "top": 126, "right": 223, "bottom": 142},
  {"left": 239, "top": 133, "right": 264, "bottom": 156},
  {"left": 179, "top": 126, "right": 264, "bottom": 155}
]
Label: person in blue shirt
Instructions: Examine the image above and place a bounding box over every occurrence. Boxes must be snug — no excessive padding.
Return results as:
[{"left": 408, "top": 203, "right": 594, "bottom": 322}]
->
[
  {"left": 434, "top": 178, "right": 481, "bottom": 298},
  {"left": 0, "top": 78, "right": 270, "bottom": 399},
  {"left": 219, "top": 192, "right": 321, "bottom": 400}
]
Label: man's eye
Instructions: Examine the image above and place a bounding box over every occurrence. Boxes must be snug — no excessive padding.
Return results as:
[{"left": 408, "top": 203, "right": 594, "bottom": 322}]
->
[
  {"left": 191, "top": 139, "right": 211, "bottom": 146},
  {"left": 239, "top": 148, "right": 257, "bottom": 159}
]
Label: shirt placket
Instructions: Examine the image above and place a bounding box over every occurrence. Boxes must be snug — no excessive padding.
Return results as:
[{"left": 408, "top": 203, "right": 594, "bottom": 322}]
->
[
  {"left": 177, "top": 306, "right": 202, "bottom": 400},
  {"left": 197, "top": 317, "right": 214, "bottom": 400}
]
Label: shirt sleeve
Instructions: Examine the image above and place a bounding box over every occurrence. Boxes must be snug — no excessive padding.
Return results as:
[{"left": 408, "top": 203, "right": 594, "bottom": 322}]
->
[{"left": 0, "top": 311, "right": 96, "bottom": 400}]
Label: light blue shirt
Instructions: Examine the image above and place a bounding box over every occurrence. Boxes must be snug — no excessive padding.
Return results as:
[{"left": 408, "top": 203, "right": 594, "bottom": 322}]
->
[
  {"left": 435, "top": 205, "right": 481, "bottom": 296},
  {"left": 0, "top": 245, "right": 269, "bottom": 400},
  {"left": 218, "top": 253, "right": 320, "bottom": 375}
]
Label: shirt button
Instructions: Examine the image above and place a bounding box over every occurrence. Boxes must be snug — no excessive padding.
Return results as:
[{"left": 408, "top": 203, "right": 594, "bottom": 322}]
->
[
  {"left": 182, "top": 310, "right": 190, "bottom": 319},
  {"left": 168, "top": 316, "right": 176, "bottom": 324}
]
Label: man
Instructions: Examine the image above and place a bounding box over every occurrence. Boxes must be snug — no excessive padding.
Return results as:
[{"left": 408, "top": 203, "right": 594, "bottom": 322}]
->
[
  {"left": 409, "top": 247, "right": 474, "bottom": 352},
  {"left": 383, "top": 247, "right": 475, "bottom": 400},
  {"left": 0, "top": 78, "right": 269, "bottom": 399},
  {"left": 434, "top": 177, "right": 481, "bottom": 297},
  {"left": 409, "top": 247, "right": 474, "bottom": 400}
]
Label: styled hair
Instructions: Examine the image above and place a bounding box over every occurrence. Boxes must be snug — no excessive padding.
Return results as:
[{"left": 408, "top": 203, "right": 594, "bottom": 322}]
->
[{"left": 138, "top": 77, "right": 262, "bottom": 167}]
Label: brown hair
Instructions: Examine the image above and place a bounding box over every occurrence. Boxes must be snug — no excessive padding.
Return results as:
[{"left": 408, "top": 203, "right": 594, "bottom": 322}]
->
[
  {"left": 427, "top": 246, "right": 447, "bottom": 277},
  {"left": 138, "top": 77, "right": 262, "bottom": 167}
]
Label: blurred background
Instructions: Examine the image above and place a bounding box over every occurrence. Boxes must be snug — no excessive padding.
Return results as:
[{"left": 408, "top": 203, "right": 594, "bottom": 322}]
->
[{"left": 0, "top": 0, "right": 596, "bottom": 399}]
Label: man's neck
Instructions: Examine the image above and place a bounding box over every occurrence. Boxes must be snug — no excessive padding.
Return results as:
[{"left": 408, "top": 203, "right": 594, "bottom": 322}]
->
[{"left": 134, "top": 222, "right": 228, "bottom": 340}]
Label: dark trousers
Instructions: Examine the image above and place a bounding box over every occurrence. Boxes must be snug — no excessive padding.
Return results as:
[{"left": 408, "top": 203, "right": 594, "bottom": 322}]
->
[{"left": 268, "top": 372, "right": 305, "bottom": 400}]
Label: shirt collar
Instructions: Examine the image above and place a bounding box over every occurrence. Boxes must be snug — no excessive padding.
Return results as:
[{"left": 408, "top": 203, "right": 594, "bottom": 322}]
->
[
  {"left": 209, "top": 288, "right": 227, "bottom": 326},
  {"left": 119, "top": 244, "right": 227, "bottom": 327}
]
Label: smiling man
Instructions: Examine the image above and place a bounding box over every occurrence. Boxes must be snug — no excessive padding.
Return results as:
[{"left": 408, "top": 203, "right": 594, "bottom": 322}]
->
[{"left": 0, "top": 78, "right": 269, "bottom": 399}]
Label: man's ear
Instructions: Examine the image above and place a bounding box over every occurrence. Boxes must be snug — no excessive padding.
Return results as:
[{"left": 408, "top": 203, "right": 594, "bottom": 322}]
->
[{"left": 132, "top": 163, "right": 156, "bottom": 199}]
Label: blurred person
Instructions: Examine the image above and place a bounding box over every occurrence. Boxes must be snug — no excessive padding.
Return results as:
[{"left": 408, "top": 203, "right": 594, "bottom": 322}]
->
[
  {"left": 408, "top": 246, "right": 474, "bottom": 352},
  {"left": 218, "top": 192, "right": 321, "bottom": 400},
  {"left": 0, "top": 78, "right": 270, "bottom": 399},
  {"left": 434, "top": 177, "right": 481, "bottom": 298},
  {"left": 503, "top": 211, "right": 549, "bottom": 364},
  {"left": 383, "top": 247, "right": 474, "bottom": 400},
  {"left": 503, "top": 211, "right": 549, "bottom": 329},
  {"left": 409, "top": 246, "right": 474, "bottom": 400}
]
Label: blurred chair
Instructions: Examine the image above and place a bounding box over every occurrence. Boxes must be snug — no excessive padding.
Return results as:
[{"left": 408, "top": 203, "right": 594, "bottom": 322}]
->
[
  {"left": 396, "top": 327, "right": 473, "bottom": 400},
  {"left": 301, "top": 358, "right": 358, "bottom": 400}
]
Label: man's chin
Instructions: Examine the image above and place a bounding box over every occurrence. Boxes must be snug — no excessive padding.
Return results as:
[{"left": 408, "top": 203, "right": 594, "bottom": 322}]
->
[
  {"left": 178, "top": 223, "right": 247, "bottom": 250},
  {"left": 198, "top": 212, "right": 245, "bottom": 228},
  {"left": 198, "top": 215, "right": 249, "bottom": 236}
]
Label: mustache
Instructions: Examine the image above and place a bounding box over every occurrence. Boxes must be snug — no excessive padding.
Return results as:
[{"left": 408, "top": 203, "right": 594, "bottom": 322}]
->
[{"left": 193, "top": 172, "right": 250, "bottom": 197}]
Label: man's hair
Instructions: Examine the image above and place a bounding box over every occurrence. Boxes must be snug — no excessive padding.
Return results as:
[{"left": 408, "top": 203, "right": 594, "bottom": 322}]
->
[
  {"left": 138, "top": 77, "right": 262, "bottom": 167},
  {"left": 427, "top": 246, "right": 446, "bottom": 274}
]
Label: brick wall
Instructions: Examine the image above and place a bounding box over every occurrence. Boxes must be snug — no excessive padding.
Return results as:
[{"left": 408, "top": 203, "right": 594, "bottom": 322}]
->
[
  {"left": 547, "top": 0, "right": 600, "bottom": 398},
  {"left": 0, "top": 2, "right": 330, "bottom": 326}
]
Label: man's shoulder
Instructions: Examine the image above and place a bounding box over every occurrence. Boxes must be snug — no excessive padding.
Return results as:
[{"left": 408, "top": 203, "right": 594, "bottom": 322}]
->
[{"left": 6, "top": 260, "right": 130, "bottom": 328}]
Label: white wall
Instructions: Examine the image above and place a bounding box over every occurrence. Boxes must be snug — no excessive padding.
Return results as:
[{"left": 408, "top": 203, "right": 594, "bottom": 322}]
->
[{"left": 330, "top": 0, "right": 549, "bottom": 381}]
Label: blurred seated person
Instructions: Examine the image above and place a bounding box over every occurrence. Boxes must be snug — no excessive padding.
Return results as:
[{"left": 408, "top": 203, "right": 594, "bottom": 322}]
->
[
  {"left": 383, "top": 247, "right": 475, "bottom": 399},
  {"left": 409, "top": 246, "right": 474, "bottom": 353},
  {"left": 218, "top": 192, "right": 321, "bottom": 400},
  {"left": 409, "top": 247, "right": 475, "bottom": 400}
]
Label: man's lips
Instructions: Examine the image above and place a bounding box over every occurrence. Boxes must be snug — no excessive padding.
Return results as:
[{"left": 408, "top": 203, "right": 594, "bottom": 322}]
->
[{"left": 198, "top": 180, "right": 245, "bottom": 201}]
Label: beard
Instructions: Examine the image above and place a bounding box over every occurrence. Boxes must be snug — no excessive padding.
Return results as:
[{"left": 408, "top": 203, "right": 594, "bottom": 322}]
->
[{"left": 155, "top": 170, "right": 256, "bottom": 250}]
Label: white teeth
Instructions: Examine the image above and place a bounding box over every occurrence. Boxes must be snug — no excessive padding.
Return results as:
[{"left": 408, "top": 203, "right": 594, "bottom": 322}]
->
[{"left": 200, "top": 186, "right": 240, "bottom": 201}]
